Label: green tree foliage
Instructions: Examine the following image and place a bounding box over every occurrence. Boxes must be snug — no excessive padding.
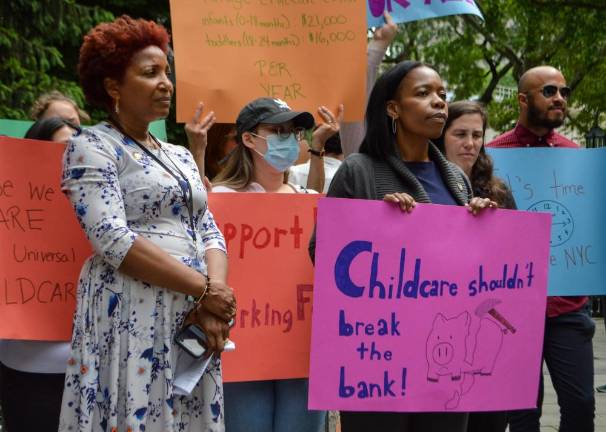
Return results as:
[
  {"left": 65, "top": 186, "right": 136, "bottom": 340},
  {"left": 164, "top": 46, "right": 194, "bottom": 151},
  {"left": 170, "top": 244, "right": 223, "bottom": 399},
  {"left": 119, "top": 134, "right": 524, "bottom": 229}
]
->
[
  {"left": 2, "top": 0, "right": 605, "bottom": 139},
  {"left": 0, "top": 0, "right": 185, "bottom": 139},
  {"left": 385, "top": 0, "right": 606, "bottom": 133},
  {"left": 0, "top": 1, "right": 113, "bottom": 119}
]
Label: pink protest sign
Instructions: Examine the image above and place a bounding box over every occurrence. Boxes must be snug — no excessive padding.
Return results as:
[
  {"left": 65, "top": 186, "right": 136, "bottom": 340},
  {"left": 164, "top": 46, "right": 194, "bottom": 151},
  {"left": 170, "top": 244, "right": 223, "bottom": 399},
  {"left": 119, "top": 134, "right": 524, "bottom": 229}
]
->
[{"left": 309, "top": 198, "right": 551, "bottom": 412}]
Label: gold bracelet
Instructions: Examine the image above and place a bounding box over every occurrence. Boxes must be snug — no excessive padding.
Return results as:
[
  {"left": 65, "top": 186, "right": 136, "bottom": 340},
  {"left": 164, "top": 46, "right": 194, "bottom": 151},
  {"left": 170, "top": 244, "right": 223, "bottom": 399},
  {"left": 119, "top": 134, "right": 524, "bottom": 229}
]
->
[{"left": 194, "top": 278, "right": 211, "bottom": 307}]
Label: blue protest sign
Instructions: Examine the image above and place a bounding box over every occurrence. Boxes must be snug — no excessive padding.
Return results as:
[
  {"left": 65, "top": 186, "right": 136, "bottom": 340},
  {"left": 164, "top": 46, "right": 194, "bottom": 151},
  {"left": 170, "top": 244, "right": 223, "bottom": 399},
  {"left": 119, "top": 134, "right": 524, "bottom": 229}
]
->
[
  {"left": 367, "top": 0, "right": 483, "bottom": 28},
  {"left": 488, "top": 147, "right": 606, "bottom": 296}
]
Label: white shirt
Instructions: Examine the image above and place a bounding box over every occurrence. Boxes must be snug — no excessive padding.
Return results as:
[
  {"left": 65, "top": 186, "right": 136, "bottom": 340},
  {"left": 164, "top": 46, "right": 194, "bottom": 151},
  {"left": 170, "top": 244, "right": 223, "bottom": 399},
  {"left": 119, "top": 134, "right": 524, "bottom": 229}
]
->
[
  {"left": 289, "top": 157, "right": 343, "bottom": 193},
  {"left": 0, "top": 340, "right": 70, "bottom": 374},
  {"left": 212, "top": 181, "right": 317, "bottom": 193}
]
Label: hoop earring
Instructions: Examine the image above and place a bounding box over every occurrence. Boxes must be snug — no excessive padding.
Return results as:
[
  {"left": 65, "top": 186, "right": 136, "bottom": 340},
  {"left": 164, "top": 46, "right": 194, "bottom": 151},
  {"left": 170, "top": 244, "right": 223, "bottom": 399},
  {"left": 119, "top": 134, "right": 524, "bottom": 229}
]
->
[{"left": 391, "top": 117, "right": 397, "bottom": 135}]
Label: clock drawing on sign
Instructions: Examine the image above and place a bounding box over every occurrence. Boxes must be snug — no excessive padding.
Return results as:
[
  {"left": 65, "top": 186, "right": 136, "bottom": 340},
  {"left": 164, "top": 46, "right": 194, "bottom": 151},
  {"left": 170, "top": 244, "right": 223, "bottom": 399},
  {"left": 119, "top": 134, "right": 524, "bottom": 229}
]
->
[{"left": 527, "top": 200, "right": 574, "bottom": 247}]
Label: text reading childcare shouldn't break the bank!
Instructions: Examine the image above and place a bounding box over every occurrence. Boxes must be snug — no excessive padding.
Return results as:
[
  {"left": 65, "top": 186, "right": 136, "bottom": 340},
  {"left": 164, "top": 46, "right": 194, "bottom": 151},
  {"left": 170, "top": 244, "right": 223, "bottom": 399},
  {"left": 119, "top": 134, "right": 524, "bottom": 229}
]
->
[{"left": 309, "top": 198, "right": 550, "bottom": 412}]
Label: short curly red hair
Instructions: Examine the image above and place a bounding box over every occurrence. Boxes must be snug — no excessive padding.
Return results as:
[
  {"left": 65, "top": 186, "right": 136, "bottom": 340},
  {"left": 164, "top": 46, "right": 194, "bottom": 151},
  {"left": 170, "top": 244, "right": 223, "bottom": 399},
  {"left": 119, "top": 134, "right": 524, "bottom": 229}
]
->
[{"left": 78, "top": 15, "right": 170, "bottom": 110}]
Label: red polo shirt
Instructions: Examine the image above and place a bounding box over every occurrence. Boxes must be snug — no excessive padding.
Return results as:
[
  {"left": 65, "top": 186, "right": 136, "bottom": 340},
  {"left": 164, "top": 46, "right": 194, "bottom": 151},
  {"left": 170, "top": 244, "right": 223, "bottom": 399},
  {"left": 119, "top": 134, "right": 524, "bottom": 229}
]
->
[{"left": 488, "top": 123, "right": 587, "bottom": 318}]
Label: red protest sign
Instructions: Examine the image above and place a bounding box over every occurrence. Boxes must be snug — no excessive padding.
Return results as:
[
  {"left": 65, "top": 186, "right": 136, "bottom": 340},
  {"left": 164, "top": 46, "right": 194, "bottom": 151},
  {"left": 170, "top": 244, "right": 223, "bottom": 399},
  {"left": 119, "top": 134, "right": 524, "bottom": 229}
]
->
[
  {"left": 0, "top": 137, "right": 91, "bottom": 341},
  {"left": 208, "top": 193, "right": 319, "bottom": 382}
]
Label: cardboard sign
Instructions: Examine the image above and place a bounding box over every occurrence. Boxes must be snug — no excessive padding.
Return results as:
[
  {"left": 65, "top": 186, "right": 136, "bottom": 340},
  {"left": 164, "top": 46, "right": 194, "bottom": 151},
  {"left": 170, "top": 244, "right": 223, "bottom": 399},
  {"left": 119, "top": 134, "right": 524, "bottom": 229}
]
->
[
  {"left": 208, "top": 192, "right": 319, "bottom": 382},
  {"left": 367, "top": 0, "right": 483, "bottom": 27},
  {"left": 0, "top": 119, "right": 168, "bottom": 141},
  {"left": 488, "top": 147, "right": 606, "bottom": 296},
  {"left": 309, "top": 198, "right": 550, "bottom": 412},
  {"left": 0, "top": 137, "right": 91, "bottom": 340},
  {"left": 169, "top": 0, "right": 367, "bottom": 123}
]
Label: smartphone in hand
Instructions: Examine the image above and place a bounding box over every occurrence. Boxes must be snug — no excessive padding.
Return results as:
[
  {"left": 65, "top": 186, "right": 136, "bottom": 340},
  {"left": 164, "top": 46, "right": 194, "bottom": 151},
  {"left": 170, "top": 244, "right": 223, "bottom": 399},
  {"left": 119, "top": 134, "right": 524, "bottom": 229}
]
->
[{"left": 175, "top": 323, "right": 208, "bottom": 358}]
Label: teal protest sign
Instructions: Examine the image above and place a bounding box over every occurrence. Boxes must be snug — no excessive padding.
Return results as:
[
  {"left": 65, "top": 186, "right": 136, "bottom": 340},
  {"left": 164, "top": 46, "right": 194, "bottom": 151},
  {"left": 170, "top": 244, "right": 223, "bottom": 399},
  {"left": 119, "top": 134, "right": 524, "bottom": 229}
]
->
[
  {"left": 0, "top": 119, "right": 167, "bottom": 142},
  {"left": 367, "top": 0, "right": 483, "bottom": 28},
  {"left": 488, "top": 148, "right": 606, "bottom": 296}
]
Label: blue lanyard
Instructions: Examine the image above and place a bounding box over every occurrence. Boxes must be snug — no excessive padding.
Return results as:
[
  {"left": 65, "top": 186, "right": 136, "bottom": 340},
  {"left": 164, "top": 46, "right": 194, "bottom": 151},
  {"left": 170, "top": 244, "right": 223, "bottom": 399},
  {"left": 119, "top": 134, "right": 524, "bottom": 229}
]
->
[{"left": 115, "top": 125, "right": 199, "bottom": 243}]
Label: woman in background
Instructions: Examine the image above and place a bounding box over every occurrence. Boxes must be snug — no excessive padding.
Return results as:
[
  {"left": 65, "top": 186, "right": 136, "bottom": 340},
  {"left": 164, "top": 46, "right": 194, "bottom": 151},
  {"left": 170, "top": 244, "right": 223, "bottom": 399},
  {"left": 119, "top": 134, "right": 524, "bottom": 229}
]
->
[
  {"left": 30, "top": 91, "right": 90, "bottom": 126},
  {"left": 214, "top": 97, "right": 339, "bottom": 432},
  {"left": 25, "top": 116, "right": 80, "bottom": 143},
  {"left": 435, "top": 100, "right": 515, "bottom": 432},
  {"left": 435, "top": 100, "right": 516, "bottom": 211}
]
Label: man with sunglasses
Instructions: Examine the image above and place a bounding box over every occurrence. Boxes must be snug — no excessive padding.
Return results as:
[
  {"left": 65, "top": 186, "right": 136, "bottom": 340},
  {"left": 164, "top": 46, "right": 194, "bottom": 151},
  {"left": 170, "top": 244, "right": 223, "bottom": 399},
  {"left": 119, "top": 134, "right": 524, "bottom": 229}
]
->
[{"left": 488, "top": 66, "right": 595, "bottom": 432}]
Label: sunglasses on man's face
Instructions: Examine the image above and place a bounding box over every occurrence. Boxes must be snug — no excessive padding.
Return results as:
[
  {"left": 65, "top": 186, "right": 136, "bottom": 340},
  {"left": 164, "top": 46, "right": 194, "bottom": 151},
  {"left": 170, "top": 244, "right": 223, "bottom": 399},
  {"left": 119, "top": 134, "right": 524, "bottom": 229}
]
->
[{"left": 539, "top": 85, "right": 571, "bottom": 100}]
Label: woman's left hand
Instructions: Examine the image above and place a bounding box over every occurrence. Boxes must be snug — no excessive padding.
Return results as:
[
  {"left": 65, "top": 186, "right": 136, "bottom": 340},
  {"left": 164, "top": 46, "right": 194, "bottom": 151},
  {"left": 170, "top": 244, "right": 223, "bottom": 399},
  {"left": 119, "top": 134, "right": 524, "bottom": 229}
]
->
[
  {"left": 198, "top": 280, "right": 236, "bottom": 323},
  {"left": 466, "top": 197, "right": 498, "bottom": 216},
  {"left": 185, "top": 102, "right": 216, "bottom": 159}
]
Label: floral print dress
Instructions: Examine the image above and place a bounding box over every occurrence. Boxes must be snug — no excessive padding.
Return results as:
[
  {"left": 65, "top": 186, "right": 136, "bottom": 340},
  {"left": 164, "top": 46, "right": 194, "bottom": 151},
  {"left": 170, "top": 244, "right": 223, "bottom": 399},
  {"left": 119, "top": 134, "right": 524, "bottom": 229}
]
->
[{"left": 59, "top": 122, "right": 226, "bottom": 432}]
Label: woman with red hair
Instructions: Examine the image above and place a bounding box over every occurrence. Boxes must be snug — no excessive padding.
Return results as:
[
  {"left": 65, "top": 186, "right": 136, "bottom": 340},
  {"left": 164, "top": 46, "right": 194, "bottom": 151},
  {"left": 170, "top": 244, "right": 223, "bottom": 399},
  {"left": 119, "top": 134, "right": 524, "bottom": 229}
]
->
[{"left": 59, "top": 16, "right": 234, "bottom": 432}]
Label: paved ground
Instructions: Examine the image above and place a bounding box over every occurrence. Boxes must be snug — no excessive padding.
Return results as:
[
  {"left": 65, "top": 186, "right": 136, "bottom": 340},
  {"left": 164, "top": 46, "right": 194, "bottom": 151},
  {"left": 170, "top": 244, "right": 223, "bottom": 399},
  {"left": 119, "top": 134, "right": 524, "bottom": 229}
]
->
[
  {"left": 0, "top": 320, "right": 603, "bottom": 431},
  {"left": 536, "top": 317, "right": 605, "bottom": 431},
  {"left": 328, "top": 317, "right": 606, "bottom": 432}
]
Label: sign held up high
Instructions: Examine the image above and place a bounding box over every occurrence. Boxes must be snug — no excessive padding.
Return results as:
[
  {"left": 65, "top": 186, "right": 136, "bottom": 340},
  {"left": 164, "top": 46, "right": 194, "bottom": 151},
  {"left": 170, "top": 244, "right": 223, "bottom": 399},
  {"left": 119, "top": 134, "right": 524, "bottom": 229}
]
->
[
  {"left": 489, "top": 147, "right": 606, "bottom": 296},
  {"left": 366, "top": 0, "right": 483, "bottom": 27},
  {"left": 169, "top": 0, "right": 367, "bottom": 123}
]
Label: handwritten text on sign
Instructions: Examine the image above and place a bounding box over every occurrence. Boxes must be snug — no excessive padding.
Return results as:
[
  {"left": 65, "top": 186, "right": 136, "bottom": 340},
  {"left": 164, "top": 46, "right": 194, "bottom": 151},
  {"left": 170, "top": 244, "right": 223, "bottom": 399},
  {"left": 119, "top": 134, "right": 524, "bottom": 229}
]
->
[
  {"left": 309, "top": 199, "right": 550, "bottom": 412},
  {"left": 169, "top": 0, "right": 366, "bottom": 123},
  {"left": 0, "top": 137, "right": 91, "bottom": 341},
  {"left": 367, "top": 0, "right": 483, "bottom": 27},
  {"left": 488, "top": 147, "right": 606, "bottom": 296},
  {"left": 208, "top": 193, "right": 319, "bottom": 382}
]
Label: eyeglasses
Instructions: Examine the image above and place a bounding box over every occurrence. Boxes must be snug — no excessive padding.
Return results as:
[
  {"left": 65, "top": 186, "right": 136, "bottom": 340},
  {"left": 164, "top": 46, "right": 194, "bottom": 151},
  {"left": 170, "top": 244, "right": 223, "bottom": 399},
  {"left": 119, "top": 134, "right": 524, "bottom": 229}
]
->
[
  {"left": 539, "top": 85, "right": 571, "bottom": 100},
  {"left": 256, "top": 125, "right": 306, "bottom": 141}
]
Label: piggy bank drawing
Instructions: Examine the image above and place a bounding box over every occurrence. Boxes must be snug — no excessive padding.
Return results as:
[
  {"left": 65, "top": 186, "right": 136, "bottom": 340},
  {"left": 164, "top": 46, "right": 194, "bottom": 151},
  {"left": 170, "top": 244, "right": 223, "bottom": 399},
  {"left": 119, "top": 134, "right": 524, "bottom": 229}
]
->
[
  {"left": 426, "top": 311, "right": 470, "bottom": 382},
  {"left": 426, "top": 307, "right": 507, "bottom": 409}
]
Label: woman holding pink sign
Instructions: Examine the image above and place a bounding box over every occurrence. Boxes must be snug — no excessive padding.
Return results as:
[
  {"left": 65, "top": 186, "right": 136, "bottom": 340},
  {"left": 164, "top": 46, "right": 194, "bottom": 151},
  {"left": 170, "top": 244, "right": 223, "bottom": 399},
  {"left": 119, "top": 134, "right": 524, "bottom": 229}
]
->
[{"left": 316, "top": 61, "right": 496, "bottom": 431}]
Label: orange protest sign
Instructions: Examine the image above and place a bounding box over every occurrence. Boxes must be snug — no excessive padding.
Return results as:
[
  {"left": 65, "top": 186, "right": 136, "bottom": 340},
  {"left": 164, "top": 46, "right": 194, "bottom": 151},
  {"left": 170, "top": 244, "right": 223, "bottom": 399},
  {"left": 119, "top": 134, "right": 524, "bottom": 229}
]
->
[
  {"left": 0, "top": 146, "right": 317, "bottom": 380},
  {"left": 208, "top": 192, "right": 319, "bottom": 382},
  {"left": 0, "top": 137, "right": 91, "bottom": 341},
  {"left": 169, "top": 0, "right": 367, "bottom": 123}
]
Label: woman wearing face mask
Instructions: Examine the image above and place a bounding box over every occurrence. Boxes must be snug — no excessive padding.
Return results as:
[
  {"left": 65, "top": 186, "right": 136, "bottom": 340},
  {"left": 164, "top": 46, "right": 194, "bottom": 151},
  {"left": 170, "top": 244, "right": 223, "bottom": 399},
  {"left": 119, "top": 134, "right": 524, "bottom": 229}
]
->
[
  {"left": 213, "top": 97, "right": 338, "bottom": 194},
  {"left": 310, "top": 61, "right": 497, "bottom": 432},
  {"left": 435, "top": 101, "right": 516, "bottom": 211},
  {"left": 213, "top": 97, "right": 337, "bottom": 432}
]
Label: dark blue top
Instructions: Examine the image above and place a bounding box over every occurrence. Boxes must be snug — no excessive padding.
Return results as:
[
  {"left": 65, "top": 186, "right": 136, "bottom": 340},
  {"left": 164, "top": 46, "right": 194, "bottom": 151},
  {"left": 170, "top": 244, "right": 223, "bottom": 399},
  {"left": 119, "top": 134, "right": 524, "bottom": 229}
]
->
[{"left": 404, "top": 161, "right": 458, "bottom": 206}]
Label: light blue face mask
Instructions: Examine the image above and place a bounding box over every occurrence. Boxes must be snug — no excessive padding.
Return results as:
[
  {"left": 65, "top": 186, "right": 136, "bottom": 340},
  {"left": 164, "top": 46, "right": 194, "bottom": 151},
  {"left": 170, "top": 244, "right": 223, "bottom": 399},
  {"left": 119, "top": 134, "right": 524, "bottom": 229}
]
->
[{"left": 252, "top": 133, "right": 300, "bottom": 172}]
